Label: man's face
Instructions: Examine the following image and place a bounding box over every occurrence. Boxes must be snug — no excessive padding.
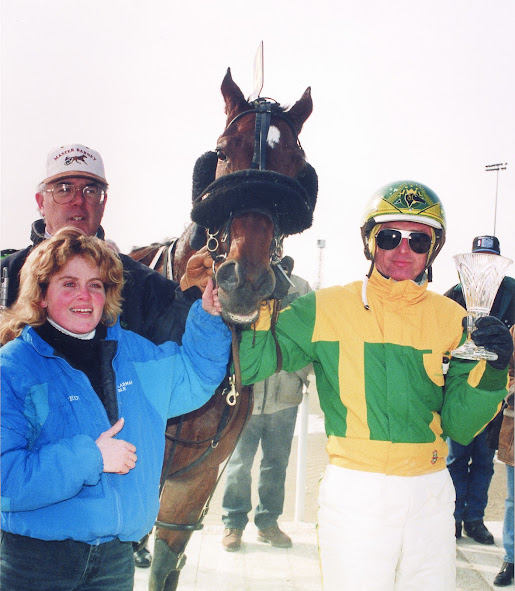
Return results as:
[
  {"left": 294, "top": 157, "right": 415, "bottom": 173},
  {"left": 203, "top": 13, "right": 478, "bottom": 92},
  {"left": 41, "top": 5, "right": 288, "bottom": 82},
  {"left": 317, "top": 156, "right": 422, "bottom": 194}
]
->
[
  {"left": 373, "top": 220, "right": 432, "bottom": 281},
  {"left": 35, "top": 176, "right": 107, "bottom": 237}
]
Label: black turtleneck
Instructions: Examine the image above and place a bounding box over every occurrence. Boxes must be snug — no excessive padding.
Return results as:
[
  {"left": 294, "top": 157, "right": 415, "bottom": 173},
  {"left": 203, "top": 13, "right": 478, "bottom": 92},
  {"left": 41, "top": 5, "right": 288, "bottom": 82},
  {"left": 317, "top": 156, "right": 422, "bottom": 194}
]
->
[{"left": 33, "top": 321, "right": 118, "bottom": 423}]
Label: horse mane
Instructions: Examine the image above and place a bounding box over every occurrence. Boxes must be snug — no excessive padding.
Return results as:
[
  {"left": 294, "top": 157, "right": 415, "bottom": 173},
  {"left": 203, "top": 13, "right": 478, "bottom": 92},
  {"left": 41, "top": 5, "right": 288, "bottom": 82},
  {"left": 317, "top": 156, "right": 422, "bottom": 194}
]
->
[{"left": 247, "top": 99, "right": 288, "bottom": 114}]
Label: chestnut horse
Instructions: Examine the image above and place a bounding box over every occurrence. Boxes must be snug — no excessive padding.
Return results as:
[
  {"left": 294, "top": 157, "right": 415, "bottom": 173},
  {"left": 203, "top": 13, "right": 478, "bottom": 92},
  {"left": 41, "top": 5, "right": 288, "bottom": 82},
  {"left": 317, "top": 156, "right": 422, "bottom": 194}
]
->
[{"left": 130, "top": 68, "right": 316, "bottom": 591}]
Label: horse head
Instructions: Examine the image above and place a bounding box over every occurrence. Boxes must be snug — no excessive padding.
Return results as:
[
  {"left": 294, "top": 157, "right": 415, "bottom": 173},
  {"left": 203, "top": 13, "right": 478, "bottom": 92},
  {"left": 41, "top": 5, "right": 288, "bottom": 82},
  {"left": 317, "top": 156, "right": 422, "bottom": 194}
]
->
[{"left": 191, "top": 68, "right": 317, "bottom": 324}]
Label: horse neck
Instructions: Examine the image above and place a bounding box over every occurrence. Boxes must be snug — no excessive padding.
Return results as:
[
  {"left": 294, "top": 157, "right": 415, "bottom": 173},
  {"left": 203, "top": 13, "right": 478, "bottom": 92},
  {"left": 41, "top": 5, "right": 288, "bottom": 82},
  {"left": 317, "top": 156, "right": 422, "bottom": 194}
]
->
[{"left": 130, "top": 245, "right": 159, "bottom": 267}]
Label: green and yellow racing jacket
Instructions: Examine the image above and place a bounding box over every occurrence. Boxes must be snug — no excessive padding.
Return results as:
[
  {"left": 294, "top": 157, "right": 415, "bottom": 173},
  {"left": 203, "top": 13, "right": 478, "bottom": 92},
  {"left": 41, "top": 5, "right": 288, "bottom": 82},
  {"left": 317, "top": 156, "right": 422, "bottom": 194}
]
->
[{"left": 239, "top": 269, "right": 508, "bottom": 477}]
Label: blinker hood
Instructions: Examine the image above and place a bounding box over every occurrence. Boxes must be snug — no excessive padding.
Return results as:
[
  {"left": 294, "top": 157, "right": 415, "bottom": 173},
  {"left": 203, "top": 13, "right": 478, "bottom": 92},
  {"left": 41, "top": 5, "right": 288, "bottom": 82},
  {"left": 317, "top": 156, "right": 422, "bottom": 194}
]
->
[{"left": 191, "top": 168, "right": 317, "bottom": 236}]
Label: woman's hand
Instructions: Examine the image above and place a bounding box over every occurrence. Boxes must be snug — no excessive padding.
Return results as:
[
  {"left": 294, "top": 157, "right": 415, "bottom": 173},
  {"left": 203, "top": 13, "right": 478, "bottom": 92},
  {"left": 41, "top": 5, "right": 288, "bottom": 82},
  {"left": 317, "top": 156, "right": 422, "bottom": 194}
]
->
[
  {"left": 95, "top": 418, "right": 137, "bottom": 475},
  {"left": 202, "top": 278, "right": 223, "bottom": 316}
]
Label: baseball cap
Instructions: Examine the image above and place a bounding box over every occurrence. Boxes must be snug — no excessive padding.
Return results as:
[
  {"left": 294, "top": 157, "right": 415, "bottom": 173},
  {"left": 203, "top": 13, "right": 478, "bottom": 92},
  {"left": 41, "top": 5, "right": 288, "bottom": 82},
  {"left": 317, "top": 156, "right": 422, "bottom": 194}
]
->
[
  {"left": 472, "top": 235, "right": 500, "bottom": 255},
  {"left": 42, "top": 144, "right": 107, "bottom": 185}
]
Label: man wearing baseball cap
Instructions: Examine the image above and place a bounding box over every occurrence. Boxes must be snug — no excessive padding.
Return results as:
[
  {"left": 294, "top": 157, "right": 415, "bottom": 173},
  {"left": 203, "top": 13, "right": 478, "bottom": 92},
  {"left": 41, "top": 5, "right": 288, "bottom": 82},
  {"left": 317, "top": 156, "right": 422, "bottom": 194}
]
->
[
  {"left": 444, "top": 235, "right": 515, "bottom": 547},
  {"left": 0, "top": 144, "right": 212, "bottom": 567},
  {"left": 1, "top": 144, "right": 204, "bottom": 341},
  {"left": 34, "top": 144, "right": 109, "bottom": 238}
]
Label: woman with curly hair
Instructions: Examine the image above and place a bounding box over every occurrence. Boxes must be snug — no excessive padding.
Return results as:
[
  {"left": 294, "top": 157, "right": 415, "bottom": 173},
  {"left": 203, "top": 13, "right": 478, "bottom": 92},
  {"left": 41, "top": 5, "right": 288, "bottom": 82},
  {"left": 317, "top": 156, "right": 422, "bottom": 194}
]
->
[{"left": 0, "top": 227, "right": 231, "bottom": 591}]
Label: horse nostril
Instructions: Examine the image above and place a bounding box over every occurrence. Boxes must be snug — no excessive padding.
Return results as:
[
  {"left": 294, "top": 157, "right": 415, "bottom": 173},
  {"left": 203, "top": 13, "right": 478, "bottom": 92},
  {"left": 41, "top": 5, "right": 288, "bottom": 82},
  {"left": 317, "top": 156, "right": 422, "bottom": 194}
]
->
[
  {"left": 256, "top": 270, "right": 275, "bottom": 299},
  {"left": 216, "top": 260, "right": 240, "bottom": 293}
]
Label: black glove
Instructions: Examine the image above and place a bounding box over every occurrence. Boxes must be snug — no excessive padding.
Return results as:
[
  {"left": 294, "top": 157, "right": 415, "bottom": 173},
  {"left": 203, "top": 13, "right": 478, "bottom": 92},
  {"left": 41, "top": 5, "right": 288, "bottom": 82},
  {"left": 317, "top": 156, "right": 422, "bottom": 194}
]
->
[
  {"left": 471, "top": 316, "right": 513, "bottom": 370},
  {"left": 270, "top": 264, "right": 292, "bottom": 301}
]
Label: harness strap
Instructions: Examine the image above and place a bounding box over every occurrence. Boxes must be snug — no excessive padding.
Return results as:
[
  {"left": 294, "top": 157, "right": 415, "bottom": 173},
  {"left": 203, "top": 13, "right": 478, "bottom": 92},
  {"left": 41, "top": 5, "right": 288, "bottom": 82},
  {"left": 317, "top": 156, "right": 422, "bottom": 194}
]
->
[
  {"left": 271, "top": 299, "right": 283, "bottom": 373},
  {"left": 159, "top": 418, "right": 183, "bottom": 492},
  {"left": 154, "top": 328, "right": 252, "bottom": 534},
  {"left": 251, "top": 101, "right": 272, "bottom": 170},
  {"left": 155, "top": 520, "right": 204, "bottom": 532},
  {"left": 155, "top": 395, "right": 253, "bottom": 534},
  {"left": 161, "top": 239, "right": 178, "bottom": 280},
  {"left": 226, "top": 101, "right": 301, "bottom": 151},
  {"left": 148, "top": 239, "right": 178, "bottom": 279},
  {"left": 163, "top": 394, "right": 233, "bottom": 448},
  {"left": 149, "top": 245, "right": 166, "bottom": 270},
  {"left": 230, "top": 324, "right": 244, "bottom": 394}
]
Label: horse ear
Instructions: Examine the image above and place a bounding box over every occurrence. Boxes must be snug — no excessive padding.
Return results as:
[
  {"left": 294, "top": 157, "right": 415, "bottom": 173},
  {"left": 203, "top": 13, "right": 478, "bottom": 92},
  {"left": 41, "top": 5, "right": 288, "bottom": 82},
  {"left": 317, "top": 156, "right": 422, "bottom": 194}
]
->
[
  {"left": 221, "top": 67, "right": 248, "bottom": 119},
  {"left": 286, "top": 87, "right": 313, "bottom": 134}
]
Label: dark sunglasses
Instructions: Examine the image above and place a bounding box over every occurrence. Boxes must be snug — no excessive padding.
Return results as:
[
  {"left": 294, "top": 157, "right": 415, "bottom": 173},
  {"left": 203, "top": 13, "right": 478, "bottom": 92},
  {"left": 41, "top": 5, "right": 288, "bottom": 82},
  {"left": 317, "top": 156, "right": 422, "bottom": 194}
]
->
[{"left": 376, "top": 229, "right": 432, "bottom": 254}]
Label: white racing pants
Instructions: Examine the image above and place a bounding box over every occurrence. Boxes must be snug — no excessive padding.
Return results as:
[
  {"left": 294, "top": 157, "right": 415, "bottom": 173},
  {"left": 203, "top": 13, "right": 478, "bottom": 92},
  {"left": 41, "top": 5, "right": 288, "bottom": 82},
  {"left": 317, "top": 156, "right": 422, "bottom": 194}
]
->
[{"left": 317, "top": 465, "right": 456, "bottom": 591}]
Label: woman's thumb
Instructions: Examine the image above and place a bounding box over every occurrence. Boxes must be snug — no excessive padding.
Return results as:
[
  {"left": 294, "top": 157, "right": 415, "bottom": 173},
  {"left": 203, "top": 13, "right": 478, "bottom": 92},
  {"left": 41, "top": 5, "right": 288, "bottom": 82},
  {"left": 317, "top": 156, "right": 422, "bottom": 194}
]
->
[{"left": 105, "top": 417, "right": 125, "bottom": 438}]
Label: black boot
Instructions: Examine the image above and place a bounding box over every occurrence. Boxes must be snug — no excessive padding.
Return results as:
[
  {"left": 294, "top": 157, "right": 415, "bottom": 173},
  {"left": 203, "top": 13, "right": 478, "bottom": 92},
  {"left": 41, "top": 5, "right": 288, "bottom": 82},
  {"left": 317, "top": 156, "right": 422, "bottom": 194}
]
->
[
  {"left": 455, "top": 521, "right": 462, "bottom": 539},
  {"left": 494, "top": 562, "right": 514, "bottom": 587},
  {"left": 463, "top": 520, "right": 494, "bottom": 545},
  {"left": 133, "top": 543, "right": 152, "bottom": 568}
]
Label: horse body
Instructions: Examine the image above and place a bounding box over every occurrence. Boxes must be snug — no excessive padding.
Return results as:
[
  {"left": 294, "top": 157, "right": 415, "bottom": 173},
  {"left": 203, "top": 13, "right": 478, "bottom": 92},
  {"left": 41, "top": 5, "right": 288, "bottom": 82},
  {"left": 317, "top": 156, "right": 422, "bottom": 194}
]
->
[{"left": 129, "top": 68, "right": 315, "bottom": 591}]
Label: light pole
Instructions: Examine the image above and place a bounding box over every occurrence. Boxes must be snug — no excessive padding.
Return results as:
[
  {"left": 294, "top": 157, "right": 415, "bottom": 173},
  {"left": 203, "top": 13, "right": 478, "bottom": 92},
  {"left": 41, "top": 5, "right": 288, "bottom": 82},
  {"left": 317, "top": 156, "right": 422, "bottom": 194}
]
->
[
  {"left": 485, "top": 163, "right": 507, "bottom": 235},
  {"left": 315, "top": 239, "right": 326, "bottom": 289}
]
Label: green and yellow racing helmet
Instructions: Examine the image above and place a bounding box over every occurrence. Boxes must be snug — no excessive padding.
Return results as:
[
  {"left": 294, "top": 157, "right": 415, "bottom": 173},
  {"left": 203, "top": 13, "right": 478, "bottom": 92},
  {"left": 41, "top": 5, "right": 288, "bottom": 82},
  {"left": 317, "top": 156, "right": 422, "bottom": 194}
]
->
[
  {"left": 360, "top": 180, "right": 446, "bottom": 276},
  {"left": 361, "top": 181, "right": 445, "bottom": 266}
]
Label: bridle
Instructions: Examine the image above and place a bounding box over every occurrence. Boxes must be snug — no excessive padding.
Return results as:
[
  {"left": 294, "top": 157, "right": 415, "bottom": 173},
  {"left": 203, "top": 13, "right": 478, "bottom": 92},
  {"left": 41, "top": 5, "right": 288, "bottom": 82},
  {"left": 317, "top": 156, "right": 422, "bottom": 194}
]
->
[
  {"left": 205, "top": 210, "right": 284, "bottom": 272},
  {"left": 226, "top": 98, "right": 302, "bottom": 171}
]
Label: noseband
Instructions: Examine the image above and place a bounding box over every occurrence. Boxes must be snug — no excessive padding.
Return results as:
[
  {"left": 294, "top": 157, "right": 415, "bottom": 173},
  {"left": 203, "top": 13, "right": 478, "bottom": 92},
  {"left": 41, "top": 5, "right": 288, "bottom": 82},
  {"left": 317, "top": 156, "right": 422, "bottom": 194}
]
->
[{"left": 206, "top": 210, "right": 284, "bottom": 270}]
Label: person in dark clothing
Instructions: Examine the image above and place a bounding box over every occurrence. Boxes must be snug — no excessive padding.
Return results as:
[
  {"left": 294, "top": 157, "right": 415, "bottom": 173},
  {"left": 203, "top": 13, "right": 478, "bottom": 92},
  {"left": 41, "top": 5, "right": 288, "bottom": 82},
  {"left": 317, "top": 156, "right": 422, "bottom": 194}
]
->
[
  {"left": 0, "top": 143, "right": 209, "bottom": 568},
  {"left": 221, "top": 257, "right": 312, "bottom": 552},
  {"left": 493, "top": 325, "right": 514, "bottom": 587},
  {"left": 444, "top": 235, "right": 515, "bottom": 545}
]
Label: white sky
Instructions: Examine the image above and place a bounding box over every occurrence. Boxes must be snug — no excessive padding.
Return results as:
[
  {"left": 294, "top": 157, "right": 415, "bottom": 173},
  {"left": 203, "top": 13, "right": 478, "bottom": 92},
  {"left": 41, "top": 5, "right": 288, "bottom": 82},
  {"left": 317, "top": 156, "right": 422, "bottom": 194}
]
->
[{"left": 2, "top": 0, "right": 514, "bottom": 295}]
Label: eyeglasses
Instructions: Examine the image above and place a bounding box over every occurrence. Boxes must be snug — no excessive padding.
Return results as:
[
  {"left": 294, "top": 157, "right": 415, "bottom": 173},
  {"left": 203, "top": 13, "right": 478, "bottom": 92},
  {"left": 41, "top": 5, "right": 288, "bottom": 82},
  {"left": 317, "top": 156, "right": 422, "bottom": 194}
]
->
[
  {"left": 376, "top": 228, "right": 432, "bottom": 254},
  {"left": 45, "top": 183, "right": 106, "bottom": 206}
]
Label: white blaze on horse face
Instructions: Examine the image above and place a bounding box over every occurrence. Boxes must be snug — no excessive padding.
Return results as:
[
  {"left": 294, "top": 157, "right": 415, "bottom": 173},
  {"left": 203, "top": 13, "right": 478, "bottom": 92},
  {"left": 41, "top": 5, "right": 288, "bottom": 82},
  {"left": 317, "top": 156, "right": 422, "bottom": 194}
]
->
[{"left": 267, "top": 126, "right": 281, "bottom": 148}]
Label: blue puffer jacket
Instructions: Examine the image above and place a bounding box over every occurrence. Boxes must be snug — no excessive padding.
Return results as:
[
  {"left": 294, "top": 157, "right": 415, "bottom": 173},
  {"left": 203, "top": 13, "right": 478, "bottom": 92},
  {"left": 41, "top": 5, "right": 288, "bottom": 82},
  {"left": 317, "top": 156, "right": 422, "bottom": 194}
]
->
[{"left": 1, "top": 300, "right": 230, "bottom": 545}]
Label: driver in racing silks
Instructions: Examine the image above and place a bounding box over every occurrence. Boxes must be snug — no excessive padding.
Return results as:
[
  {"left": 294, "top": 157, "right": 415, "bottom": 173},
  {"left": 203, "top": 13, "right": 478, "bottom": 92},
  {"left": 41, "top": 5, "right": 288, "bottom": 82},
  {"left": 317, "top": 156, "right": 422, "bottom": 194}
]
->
[{"left": 234, "top": 180, "right": 512, "bottom": 590}]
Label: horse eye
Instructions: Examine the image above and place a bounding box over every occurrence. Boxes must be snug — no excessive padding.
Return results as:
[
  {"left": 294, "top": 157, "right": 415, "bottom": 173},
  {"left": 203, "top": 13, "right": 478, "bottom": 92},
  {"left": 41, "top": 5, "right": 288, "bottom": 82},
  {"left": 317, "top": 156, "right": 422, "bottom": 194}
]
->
[{"left": 215, "top": 148, "right": 227, "bottom": 161}]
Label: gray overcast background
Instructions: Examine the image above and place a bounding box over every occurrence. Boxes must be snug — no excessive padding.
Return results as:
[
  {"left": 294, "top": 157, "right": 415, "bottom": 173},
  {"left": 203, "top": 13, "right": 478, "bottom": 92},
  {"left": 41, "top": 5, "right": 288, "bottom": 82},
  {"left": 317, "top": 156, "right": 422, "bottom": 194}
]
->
[{"left": 2, "top": 0, "right": 514, "bottom": 293}]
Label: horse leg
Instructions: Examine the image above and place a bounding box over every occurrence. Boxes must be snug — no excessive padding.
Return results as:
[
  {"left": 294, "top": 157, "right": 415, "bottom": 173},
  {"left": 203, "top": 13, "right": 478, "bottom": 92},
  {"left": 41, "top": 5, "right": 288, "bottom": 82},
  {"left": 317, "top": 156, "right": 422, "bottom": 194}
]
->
[
  {"left": 149, "top": 540, "right": 185, "bottom": 591},
  {"left": 149, "top": 467, "right": 219, "bottom": 591}
]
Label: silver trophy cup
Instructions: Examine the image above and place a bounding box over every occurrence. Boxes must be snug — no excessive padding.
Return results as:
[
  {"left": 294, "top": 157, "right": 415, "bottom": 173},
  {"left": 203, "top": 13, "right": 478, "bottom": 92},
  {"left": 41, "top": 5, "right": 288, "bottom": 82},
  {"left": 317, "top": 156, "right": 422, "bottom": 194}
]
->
[{"left": 451, "top": 252, "right": 512, "bottom": 361}]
